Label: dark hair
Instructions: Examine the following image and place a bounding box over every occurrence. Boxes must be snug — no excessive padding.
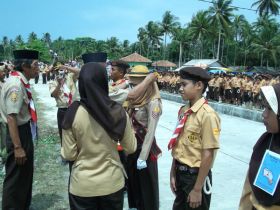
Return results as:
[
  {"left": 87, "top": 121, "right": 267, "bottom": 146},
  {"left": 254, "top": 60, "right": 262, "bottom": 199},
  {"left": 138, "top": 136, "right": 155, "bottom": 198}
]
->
[
  {"left": 13, "top": 59, "right": 33, "bottom": 72},
  {"left": 190, "top": 80, "right": 208, "bottom": 94},
  {"left": 116, "top": 66, "right": 127, "bottom": 75}
]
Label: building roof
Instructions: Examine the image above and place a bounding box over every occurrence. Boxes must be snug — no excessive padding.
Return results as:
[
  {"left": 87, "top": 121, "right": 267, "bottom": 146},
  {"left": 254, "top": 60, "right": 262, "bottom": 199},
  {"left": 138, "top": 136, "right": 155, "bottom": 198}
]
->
[
  {"left": 120, "top": 52, "right": 152, "bottom": 63},
  {"left": 183, "top": 59, "right": 220, "bottom": 67},
  {"left": 152, "top": 60, "right": 177, "bottom": 68}
]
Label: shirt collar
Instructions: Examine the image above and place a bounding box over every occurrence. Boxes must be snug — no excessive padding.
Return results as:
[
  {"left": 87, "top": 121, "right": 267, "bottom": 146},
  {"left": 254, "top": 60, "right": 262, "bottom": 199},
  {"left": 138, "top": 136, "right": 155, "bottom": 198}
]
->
[
  {"left": 190, "top": 97, "right": 206, "bottom": 113},
  {"left": 17, "top": 71, "right": 29, "bottom": 84}
]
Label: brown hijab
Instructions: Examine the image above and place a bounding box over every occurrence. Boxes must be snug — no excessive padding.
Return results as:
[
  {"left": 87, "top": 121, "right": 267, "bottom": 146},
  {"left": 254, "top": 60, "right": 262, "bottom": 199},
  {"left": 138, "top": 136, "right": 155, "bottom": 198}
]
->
[
  {"left": 128, "top": 76, "right": 161, "bottom": 108},
  {"left": 248, "top": 83, "right": 280, "bottom": 206}
]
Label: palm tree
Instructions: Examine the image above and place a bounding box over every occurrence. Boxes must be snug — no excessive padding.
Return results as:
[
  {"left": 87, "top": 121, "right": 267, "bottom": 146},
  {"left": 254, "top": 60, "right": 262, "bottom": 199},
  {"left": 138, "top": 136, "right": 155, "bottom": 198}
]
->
[
  {"left": 2, "top": 36, "right": 9, "bottom": 58},
  {"left": 160, "top": 11, "right": 180, "bottom": 59},
  {"left": 145, "top": 21, "right": 163, "bottom": 57},
  {"left": 28, "top": 32, "right": 37, "bottom": 44},
  {"left": 188, "top": 10, "right": 211, "bottom": 59},
  {"left": 252, "top": 0, "right": 280, "bottom": 16},
  {"left": 208, "top": 0, "right": 235, "bottom": 60},
  {"left": 42, "top": 32, "right": 51, "bottom": 47},
  {"left": 232, "top": 15, "right": 247, "bottom": 65},
  {"left": 15, "top": 35, "right": 24, "bottom": 47},
  {"left": 173, "top": 27, "right": 189, "bottom": 67},
  {"left": 137, "top": 27, "right": 148, "bottom": 55}
]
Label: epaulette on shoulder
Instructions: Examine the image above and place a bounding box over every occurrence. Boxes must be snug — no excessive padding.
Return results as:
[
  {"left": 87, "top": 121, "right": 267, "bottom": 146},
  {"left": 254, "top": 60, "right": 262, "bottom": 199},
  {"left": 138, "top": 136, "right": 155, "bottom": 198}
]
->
[{"left": 203, "top": 103, "right": 214, "bottom": 113}]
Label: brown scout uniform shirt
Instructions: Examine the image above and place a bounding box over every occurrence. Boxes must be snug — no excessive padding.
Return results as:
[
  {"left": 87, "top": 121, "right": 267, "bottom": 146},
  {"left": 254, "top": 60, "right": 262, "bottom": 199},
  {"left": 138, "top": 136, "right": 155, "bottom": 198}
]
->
[
  {"left": 224, "top": 79, "right": 232, "bottom": 90},
  {"left": 49, "top": 72, "right": 80, "bottom": 108},
  {"left": 244, "top": 80, "right": 253, "bottom": 91},
  {"left": 0, "top": 71, "right": 31, "bottom": 125},
  {"left": 239, "top": 174, "right": 279, "bottom": 210},
  {"left": 62, "top": 107, "right": 137, "bottom": 197},
  {"left": 134, "top": 98, "right": 162, "bottom": 161},
  {"left": 172, "top": 97, "right": 220, "bottom": 168}
]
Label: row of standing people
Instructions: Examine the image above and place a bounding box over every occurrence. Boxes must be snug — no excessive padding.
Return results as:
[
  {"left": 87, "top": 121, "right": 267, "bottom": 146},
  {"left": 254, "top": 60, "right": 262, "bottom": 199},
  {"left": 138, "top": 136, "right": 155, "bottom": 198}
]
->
[{"left": 1, "top": 51, "right": 279, "bottom": 210}]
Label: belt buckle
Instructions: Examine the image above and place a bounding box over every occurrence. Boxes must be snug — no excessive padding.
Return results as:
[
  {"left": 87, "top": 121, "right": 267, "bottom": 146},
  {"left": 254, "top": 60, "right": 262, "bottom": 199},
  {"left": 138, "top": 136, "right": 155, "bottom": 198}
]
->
[{"left": 178, "top": 165, "right": 187, "bottom": 171}]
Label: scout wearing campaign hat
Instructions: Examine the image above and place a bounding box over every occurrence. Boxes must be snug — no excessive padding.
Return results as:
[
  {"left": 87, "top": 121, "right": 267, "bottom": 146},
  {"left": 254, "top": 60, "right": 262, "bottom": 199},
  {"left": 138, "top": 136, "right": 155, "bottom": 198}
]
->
[{"left": 82, "top": 52, "right": 107, "bottom": 64}]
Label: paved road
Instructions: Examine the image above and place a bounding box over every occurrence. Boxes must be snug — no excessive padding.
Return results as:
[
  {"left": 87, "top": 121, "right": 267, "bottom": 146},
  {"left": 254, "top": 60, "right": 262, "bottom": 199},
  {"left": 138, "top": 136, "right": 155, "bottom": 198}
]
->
[{"left": 32, "top": 78, "right": 265, "bottom": 210}]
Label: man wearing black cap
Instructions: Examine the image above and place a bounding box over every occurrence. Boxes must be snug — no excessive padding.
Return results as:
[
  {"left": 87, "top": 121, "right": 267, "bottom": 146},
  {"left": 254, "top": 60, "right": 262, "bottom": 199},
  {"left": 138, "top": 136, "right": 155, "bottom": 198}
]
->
[
  {"left": 168, "top": 67, "right": 221, "bottom": 210},
  {"left": 0, "top": 49, "right": 39, "bottom": 210}
]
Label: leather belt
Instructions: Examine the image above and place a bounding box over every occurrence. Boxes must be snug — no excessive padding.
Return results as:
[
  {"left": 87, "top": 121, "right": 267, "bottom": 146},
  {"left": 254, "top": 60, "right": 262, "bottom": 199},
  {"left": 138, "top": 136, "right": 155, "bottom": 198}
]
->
[{"left": 175, "top": 161, "right": 199, "bottom": 174}]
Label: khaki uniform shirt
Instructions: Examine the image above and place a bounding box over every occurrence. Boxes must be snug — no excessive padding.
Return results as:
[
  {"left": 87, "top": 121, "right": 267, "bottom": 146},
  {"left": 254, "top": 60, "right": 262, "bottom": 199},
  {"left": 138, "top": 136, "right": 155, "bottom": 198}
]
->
[
  {"left": 109, "top": 86, "right": 129, "bottom": 104},
  {"left": 134, "top": 98, "right": 162, "bottom": 161},
  {"left": 252, "top": 83, "right": 261, "bottom": 94},
  {"left": 208, "top": 78, "right": 215, "bottom": 87},
  {"left": 214, "top": 77, "right": 222, "bottom": 88},
  {"left": 49, "top": 73, "right": 79, "bottom": 108},
  {"left": 269, "top": 79, "right": 277, "bottom": 86},
  {"left": 239, "top": 173, "right": 279, "bottom": 210},
  {"left": 0, "top": 71, "right": 31, "bottom": 125},
  {"left": 62, "top": 106, "right": 136, "bottom": 197},
  {"left": 245, "top": 81, "right": 253, "bottom": 91},
  {"left": 172, "top": 97, "right": 220, "bottom": 168},
  {"left": 224, "top": 79, "right": 232, "bottom": 90}
]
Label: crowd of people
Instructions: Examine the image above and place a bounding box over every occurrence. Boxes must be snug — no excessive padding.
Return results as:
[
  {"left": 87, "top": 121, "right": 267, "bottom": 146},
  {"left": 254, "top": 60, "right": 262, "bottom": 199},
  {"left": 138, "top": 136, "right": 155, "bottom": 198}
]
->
[
  {"left": 0, "top": 50, "right": 279, "bottom": 210},
  {"left": 158, "top": 71, "right": 280, "bottom": 109}
]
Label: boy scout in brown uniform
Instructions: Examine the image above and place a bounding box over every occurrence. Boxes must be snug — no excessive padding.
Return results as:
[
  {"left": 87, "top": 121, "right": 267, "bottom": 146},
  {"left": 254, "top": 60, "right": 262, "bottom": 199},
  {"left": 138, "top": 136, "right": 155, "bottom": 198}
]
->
[
  {"left": 169, "top": 67, "right": 220, "bottom": 210},
  {"left": 49, "top": 63, "right": 80, "bottom": 143},
  {"left": 0, "top": 50, "right": 39, "bottom": 210}
]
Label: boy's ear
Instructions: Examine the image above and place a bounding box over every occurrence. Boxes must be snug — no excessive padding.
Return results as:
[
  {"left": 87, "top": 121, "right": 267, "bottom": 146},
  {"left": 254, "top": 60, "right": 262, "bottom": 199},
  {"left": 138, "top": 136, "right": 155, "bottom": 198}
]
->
[{"left": 195, "top": 81, "right": 204, "bottom": 90}]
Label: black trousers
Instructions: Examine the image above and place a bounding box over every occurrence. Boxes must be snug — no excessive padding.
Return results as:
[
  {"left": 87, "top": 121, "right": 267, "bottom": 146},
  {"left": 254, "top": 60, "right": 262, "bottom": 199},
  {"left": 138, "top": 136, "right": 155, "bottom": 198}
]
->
[
  {"left": 42, "top": 73, "right": 47, "bottom": 84},
  {"left": 34, "top": 75, "right": 39, "bottom": 84},
  {"left": 2, "top": 122, "right": 34, "bottom": 210},
  {"left": 127, "top": 149, "right": 159, "bottom": 210},
  {"left": 173, "top": 169, "right": 212, "bottom": 210},
  {"left": 69, "top": 188, "right": 124, "bottom": 210},
  {"left": 57, "top": 108, "right": 68, "bottom": 145}
]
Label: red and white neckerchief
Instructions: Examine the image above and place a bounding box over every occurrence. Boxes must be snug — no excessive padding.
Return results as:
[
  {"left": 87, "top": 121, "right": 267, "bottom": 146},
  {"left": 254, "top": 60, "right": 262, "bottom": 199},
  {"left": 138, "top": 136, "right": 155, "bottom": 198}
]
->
[
  {"left": 168, "top": 99, "right": 208, "bottom": 150},
  {"left": 62, "top": 81, "right": 73, "bottom": 106},
  {"left": 112, "top": 79, "right": 126, "bottom": 87},
  {"left": 10, "top": 71, "right": 37, "bottom": 122}
]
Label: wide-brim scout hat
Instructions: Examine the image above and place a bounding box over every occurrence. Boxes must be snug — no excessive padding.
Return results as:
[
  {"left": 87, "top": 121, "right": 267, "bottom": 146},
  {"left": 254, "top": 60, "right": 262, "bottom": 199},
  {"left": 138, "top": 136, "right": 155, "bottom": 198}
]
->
[
  {"left": 180, "top": 66, "right": 211, "bottom": 82},
  {"left": 127, "top": 65, "right": 149, "bottom": 77},
  {"left": 13, "top": 49, "right": 39, "bottom": 60},
  {"left": 82, "top": 52, "right": 107, "bottom": 64}
]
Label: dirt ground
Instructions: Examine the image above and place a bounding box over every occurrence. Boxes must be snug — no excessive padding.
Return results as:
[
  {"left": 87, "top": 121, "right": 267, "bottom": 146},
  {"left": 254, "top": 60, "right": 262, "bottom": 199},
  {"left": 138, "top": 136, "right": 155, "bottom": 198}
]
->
[{"left": 0, "top": 92, "right": 69, "bottom": 210}]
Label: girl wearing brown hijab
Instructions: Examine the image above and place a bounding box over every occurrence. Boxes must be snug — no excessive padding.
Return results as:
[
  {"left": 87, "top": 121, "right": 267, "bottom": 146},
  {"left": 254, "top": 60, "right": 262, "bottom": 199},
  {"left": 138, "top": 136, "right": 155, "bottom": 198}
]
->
[
  {"left": 126, "top": 65, "right": 162, "bottom": 210},
  {"left": 61, "top": 63, "right": 136, "bottom": 210},
  {"left": 239, "top": 83, "right": 280, "bottom": 210}
]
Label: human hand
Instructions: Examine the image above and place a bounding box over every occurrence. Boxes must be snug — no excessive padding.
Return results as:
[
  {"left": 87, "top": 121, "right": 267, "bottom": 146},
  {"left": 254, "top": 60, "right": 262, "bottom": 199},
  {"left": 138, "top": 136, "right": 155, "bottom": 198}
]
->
[
  {"left": 137, "top": 158, "right": 147, "bottom": 170},
  {"left": 170, "top": 173, "right": 177, "bottom": 195},
  {"left": 187, "top": 189, "right": 202, "bottom": 209},
  {"left": 14, "top": 147, "right": 27, "bottom": 165}
]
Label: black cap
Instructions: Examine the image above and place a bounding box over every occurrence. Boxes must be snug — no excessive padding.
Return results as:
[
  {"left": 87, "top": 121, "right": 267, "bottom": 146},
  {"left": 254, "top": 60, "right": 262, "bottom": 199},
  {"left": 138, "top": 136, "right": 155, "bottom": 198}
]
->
[
  {"left": 13, "top": 50, "right": 39, "bottom": 60},
  {"left": 111, "top": 60, "right": 130, "bottom": 70},
  {"left": 82, "top": 52, "right": 107, "bottom": 64},
  {"left": 180, "top": 66, "right": 211, "bottom": 82}
]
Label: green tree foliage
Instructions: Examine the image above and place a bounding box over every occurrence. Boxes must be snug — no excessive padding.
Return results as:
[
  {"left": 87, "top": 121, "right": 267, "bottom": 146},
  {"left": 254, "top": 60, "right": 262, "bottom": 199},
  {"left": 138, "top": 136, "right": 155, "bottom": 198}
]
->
[{"left": 1, "top": 7, "right": 280, "bottom": 70}]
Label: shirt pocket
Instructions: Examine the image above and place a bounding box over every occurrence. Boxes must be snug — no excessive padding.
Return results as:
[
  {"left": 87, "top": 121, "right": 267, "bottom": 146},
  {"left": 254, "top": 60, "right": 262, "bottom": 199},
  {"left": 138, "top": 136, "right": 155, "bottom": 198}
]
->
[{"left": 182, "top": 125, "right": 202, "bottom": 148}]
